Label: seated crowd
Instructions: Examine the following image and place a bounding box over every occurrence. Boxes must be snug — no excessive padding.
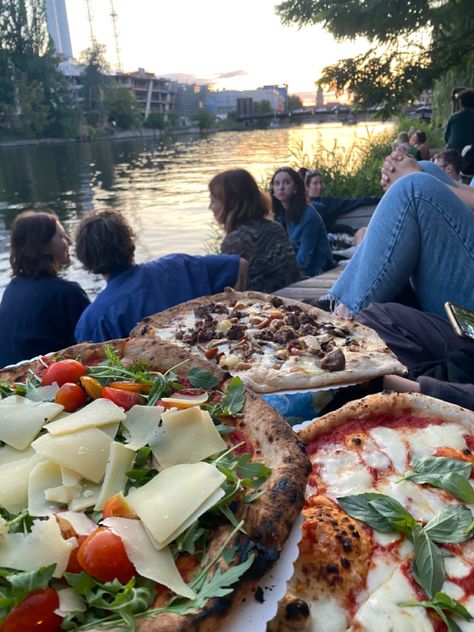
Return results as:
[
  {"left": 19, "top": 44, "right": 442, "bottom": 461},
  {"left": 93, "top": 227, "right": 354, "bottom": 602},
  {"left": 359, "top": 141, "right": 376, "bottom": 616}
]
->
[{"left": 0, "top": 149, "right": 473, "bottom": 411}]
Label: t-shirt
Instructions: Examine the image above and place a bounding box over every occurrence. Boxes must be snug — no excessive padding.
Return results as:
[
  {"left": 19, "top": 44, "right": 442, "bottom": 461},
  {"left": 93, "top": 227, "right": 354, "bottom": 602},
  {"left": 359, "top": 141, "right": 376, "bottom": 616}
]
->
[
  {"left": 0, "top": 275, "right": 90, "bottom": 368},
  {"left": 276, "top": 205, "right": 335, "bottom": 277},
  {"left": 220, "top": 219, "right": 301, "bottom": 293},
  {"left": 74, "top": 253, "right": 240, "bottom": 343},
  {"left": 444, "top": 108, "right": 474, "bottom": 152}
]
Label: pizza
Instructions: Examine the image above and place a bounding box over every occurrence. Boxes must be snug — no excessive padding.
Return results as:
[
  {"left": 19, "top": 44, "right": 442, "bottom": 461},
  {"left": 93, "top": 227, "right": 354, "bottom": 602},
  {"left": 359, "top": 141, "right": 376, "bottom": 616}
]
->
[
  {"left": 270, "top": 392, "right": 474, "bottom": 632},
  {"left": 0, "top": 337, "right": 309, "bottom": 632},
  {"left": 130, "top": 289, "right": 406, "bottom": 394}
]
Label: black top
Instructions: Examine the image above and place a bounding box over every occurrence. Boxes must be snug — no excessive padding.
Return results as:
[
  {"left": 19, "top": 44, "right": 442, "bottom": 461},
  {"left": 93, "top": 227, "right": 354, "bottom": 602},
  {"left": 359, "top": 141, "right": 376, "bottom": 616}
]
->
[
  {"left": 220, "top": 219, "right": 301, "bottom": 293},
  {"left": 0, "top": 275, "right": 90, "bottom": 368}
]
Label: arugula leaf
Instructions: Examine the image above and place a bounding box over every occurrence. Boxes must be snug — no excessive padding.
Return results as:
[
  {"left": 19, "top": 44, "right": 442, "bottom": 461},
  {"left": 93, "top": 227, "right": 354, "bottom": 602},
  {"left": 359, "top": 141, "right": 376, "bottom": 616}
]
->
[
  {"left": 424, "top": 505, "right": 474, "bottom": 544},
  {"left": 409, "top": 456, "right": 472, "bottom": 479},
  {"left": 337, "top": 493, "right": 412, "bottom": 533},
  {"left": 400, "top": 590, "right": 473, "bottom": 631},
  {"left": 133, "top": 447, "right": 151, "bottom": 468},
  {"left": 187, "top": 368, "right": 219, "bottom": 389},
  {"left": 146, "top": 373, "right": 168, "bottom": 407},
  {"left": 172, "top": 523, "right": 208, "bottom": 556},
  {"left": 0, "top": 565, "right": 56, "bottom": 620},
  {"left": 213, "top": 423, "right": 235, "bottom": 435},
  {"left": 218, "top": 377, "right": 246, "bottom": 416},
  {"left": 412, "top": 525, "right": 445, "bottom": 598}
]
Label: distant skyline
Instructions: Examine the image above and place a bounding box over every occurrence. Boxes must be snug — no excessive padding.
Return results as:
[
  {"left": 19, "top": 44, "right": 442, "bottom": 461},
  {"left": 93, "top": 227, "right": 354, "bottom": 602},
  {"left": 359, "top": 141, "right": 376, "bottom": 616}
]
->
[{"left": 63, "top": 0, "right": 369, "bottom": 102}]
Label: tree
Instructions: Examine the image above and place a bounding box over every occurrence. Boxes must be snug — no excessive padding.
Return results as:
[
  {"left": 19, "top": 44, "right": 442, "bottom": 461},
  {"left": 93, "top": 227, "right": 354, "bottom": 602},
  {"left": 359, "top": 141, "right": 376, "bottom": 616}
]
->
[
  {"left": 79, "top": 44, "right": 111, "bottom": 129},
  {"left": 253, "top": 99, "right": 273, "bottom": 114},
  {"left": 144, "top": 111, "right": 166, "bottom": 129},
  {"left": 287, "top": 94, "right": 303, "bottom": 111},
  {"left": 276, "top": 0, "right": 474, "bottom": 116},
  {"left": 194, "top": 109, "right": 215, "bottom": 130},
  {"left": 105, "top": 83, "right": 141, "bottom": 129}
]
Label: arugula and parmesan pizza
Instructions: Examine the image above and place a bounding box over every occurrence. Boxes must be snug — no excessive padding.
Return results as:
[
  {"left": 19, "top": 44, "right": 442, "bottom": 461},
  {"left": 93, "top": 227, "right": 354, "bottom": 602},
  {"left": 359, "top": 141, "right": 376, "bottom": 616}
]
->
[
  {"left": 130, "top": 289, "right": 406, "bottom": 394},
  {"left": 0, "top": 338, "right": 308, "bottom": 632},
  {"left": 270, "top": 392, "right": 474, "bottom": 632}
]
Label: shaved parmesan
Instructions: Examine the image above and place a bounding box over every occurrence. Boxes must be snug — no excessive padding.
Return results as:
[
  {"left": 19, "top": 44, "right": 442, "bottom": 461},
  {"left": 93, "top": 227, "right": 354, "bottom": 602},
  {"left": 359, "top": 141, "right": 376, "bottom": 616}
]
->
[
  {"left": 94, "top": 442, "right": 136, "bottom": 511},
  {"left": 0, "top": 452, "right": 43, "bottom": 513},
  {"left": 0, "top": 399, "right": 63, "bottom": 449},
  {"left": 0, "top": 445, "right": 34, "bottom": 466},
  {"left": 57, "top": 511, "right": 96, "bottom": 536},
  {"left": 32, "top": 427, "right": 113, "bottom": 483},
  {"left": 151, "top": 407, "right": 226, "bottom": 468},
  {"left": 28, "top": 460, "right": 63, "bottom": 516},
  {"left": 44, "top": 484, "right": 81, "bottom": 505},
  {"left": 103, "top": 517, "right": 195, "bottom": 599},
  {"left": 160, "top": 392, "right": 209, "bottom": 408},
  {"left": 55, "top": 588, "right": 86, "bottom": 616},
  {"left": 122, "top": 405, "right": 163, "bottom": 450},
  {"left": 61, "top": 466, "right": 82, "bottom": 486},
  {"left": 26, "top": 383, "right": 60, "bottom": 402},
  {"left": 68, "top": 481, "right": 101, "bottom": 512},
  {"left": 46, "top": 399, "right": 125, "bottom": 436},
  {"left": 0, "top": 516, "right": 74, "bottom": 577},
  {"left": 126, "top": 462, "right": 225, "bottom": 548}
]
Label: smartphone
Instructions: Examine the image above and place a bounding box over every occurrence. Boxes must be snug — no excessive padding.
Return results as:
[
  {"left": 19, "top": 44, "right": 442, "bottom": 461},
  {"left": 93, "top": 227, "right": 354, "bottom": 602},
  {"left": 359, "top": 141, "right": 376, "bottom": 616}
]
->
[{"left": 444, "top": 302, "right": 474, "bottom": 342}]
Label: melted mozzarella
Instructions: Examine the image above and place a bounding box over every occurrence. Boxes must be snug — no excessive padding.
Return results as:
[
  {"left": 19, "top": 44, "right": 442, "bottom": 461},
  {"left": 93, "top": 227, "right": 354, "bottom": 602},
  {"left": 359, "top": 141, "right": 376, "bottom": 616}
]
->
[
  {"left": 314, "top": 449, "right": 374, "bottom": 497},
  {"left": 369, "top": 427, "right": 408, "bottom": 474},
  {"left": 406, "top": 423, "right": 467, "bottom": 460},
  {"left": 354, "top": 568, "right": 432, "bottom": 631},
  {"left": 445, "top": 556, "right": 472, "bottom": 579},
  {"left": 377, "top": 476, "right": 454, "bottom": 522},
  {"left": 306, "top": 595, "right": 348, "bottom": 632}
]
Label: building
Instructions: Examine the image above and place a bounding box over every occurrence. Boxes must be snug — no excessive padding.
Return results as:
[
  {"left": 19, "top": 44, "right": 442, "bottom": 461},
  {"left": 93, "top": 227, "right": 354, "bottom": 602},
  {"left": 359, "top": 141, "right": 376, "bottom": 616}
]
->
[
  {"left": 316, "top": 84, "right": 324, "bottom": 108},
  {"left": 115, "top": 69, "right": 175, "bottom": 119},
  {"left": 174, "top": 84, "right": 210, "bottom": 119},
  {"left": 45, "top": 0, "right": 73, "bottom": 59}
]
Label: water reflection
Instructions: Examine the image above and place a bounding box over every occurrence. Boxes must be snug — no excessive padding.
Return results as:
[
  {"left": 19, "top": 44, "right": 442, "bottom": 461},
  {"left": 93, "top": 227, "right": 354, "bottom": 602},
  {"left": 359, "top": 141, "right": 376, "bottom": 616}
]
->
[{"left": 0, "top": 121, "right": 392, "bottom": 298}]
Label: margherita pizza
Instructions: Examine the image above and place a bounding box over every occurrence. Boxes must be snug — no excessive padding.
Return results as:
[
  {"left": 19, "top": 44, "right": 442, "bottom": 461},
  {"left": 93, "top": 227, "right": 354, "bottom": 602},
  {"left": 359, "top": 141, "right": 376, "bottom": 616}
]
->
[
  {"left": 0, "top": 338, "right": 308, "bottom": 631},
  {"left": 131, "top": 289, "right": 406, "bottom": 394},
  {"left": 271, "top": 392, "right": 474, "bottom": 632}
]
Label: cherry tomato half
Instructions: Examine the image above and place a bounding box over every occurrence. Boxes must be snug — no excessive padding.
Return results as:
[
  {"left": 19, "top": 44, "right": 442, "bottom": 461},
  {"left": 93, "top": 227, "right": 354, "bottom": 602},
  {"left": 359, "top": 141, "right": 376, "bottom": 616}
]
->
[
  {"left": 54, "top": 383, "right": 87, "bottom": 413},
  {"left": 102, "top": 493, "right": 137, "bottom": 519},
  {"left": 108, "top": 382, "right": 151, "bottom": 394},
  {"left": 0, "top": 587, "right": 62, "bottom": 632},
  {"left": 102, "top": 387, "right": 143, "bottom": 411},
  {"left": 80, "top": 376, "right": 103, "bottom": 399},
  {"left": 42, "top": 359, "right": 86, "bottom": 387},
  {"left": 77, "top": 527, "right": 136, "bottom": 584},
  {"left": 66, "top": 535, "right": 87, "bottom": 574}
]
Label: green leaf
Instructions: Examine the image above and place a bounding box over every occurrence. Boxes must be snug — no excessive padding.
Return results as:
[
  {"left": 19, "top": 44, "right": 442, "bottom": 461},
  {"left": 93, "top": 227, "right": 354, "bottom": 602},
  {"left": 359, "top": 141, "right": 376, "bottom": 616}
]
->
[
  {"left": 409, "top": 471, "right": 474, "bottom": 504},
  {"left": 409, "top": 456, "right": 472, "bottom": 479},
  {"left": 431, "top": 592, "right": 474, "bottom": 621},
  {"left": 133, "top": 447, "right": 151, "bottom": 468},
  {"left": 400, "top": 591, "right": 473, "bottom": 629},
  {"left": 187, "top": 368, "right": 219, "bottom": 389},
  {"left": 412, "top": 525, "right": 445, "bottom": 598},
  {"left": 424, "top": 505, "right": 474, "bottom": 544},
  {"left": 337, "top": 493, "right": 409, "bottom": 533},
  {"left": 219, "top": 377, "right": 246, "bottom": 416},
  {"left": 369, "top": 496, "right": 416, "bottom": 537},
  {"left": 7, "top": 564, "right": 56, "bottom": 601}
]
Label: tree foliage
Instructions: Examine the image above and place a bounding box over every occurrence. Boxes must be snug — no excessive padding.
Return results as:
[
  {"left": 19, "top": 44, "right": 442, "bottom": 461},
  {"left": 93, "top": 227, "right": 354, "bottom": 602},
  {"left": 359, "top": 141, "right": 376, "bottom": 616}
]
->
[
  {"left": 276, "top": 0, "right": 474, "bottom": 115},
  {"left": 287, "top": 94, "right": 303, "bottom": 111},
  {"left": 253, "top": 99, "right": 273, "bottom": 114},
  {"left": 105, "top": 83, "right": 141, "bottom": 129}
]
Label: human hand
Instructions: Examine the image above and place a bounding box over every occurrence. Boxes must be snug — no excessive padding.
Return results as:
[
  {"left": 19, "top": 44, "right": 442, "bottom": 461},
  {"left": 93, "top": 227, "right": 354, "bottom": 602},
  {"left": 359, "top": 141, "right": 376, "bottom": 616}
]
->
[
  {"left": 383, "top": 375, "right": 421, "bottom": 393},
  {"left": 380, "top": 150, "right": 421, "bottom": 191}
]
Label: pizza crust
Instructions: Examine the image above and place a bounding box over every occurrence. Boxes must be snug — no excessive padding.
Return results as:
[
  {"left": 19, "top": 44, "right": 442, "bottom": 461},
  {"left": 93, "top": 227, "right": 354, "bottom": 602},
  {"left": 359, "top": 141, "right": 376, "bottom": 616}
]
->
[
  {"left": 131, "top": 289, "right": 407, "bottom": 394},
  {"left": 0, "top": 337, "right": 309, "bottom": 632}
]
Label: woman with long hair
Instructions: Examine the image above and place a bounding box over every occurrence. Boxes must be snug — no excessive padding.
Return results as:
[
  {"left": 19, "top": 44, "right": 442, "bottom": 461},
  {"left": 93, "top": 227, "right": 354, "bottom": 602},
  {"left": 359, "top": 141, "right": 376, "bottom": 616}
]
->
[
  {"left": 0, "top": 211, "right": 90, "bottom": 367},
  {"left": 271, "top": 167, "right": 334, "bottom": 276},
  {"left": 209, "top": 168, "right": 300, "bottom": 293}
]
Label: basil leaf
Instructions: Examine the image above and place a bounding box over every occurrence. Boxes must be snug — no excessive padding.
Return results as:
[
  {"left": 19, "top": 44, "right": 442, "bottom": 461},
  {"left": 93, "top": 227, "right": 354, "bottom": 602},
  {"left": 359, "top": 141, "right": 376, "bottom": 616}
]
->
[
  {"left": 431, "top": 592, "right": 474, "bottom": 621},
  {"left": 219, "top": 377, "right": 246, "bottom": 416},
  {"left": 412, "top": 525, "right": 445, "bottom": 598},
  {"left": 337, "top": 493, "right": 399, "bottom": 533},
  {"left": 187, "top": 368, "right": 219, "bottom": 389},
  {"left": 439, "top": 472, "right": 474, "bottom": 504},
  {"left": 409, "top": 456, "right": 471, "bottom": 479},
  {"left": 424, "top": 505, "right": 474, "bottom": 543},
  {"left": 369, "top": 497, "right": 416, "bottom": 537},
  {"left": 400, "top": 591, "right": 473, "bottom": 630}
]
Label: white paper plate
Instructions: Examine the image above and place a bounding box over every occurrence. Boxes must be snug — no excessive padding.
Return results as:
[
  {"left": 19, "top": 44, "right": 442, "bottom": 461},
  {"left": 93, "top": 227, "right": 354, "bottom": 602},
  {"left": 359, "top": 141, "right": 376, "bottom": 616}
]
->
[{"left": 223, "top": 515, "right": 302, "bottom": 632}]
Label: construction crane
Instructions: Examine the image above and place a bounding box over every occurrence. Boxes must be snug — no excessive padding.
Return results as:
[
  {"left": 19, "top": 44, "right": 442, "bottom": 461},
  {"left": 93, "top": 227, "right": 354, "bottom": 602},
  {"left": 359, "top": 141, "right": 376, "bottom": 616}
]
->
[
  {"left": 110, "top": 0, "right": 123, "bottom": 72},
  {"left": 84, "top": 0, "right": 96, "bottom": 48}
]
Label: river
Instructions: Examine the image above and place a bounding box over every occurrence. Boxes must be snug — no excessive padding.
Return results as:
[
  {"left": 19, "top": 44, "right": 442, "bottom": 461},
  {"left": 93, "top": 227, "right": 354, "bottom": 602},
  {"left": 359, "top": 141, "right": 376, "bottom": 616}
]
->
[{"left": 0, "top": 121, "right": 392, "bottom": 298}]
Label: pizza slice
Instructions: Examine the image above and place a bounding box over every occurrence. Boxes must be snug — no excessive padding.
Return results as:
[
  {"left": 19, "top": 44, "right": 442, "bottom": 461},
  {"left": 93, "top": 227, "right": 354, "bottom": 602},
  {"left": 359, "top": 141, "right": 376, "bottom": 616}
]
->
[
  {"left": 0, "top": 338, "right": 309, "bottom": 632},
  {"left": 131, "top": 289, "right": 406, "bottom": 394},
  {"left": 271, "top": 392, "right": 474, "bottom": 632}
]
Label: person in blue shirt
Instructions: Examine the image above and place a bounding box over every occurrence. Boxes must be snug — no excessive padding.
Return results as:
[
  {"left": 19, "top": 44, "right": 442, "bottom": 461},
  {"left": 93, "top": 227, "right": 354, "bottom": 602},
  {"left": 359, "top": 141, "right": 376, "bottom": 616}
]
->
[
  {"left": 271, "top": 167, "right": 335, "bottom": 277},
  {"left": 74, "top": 210, "right": 247, "bottom": 343},
  {"left": 0, "top": 211, "right": 90, "bottom": 367},
  {"left": 305, "top": 169, "right": 381, "bottom": 232}
]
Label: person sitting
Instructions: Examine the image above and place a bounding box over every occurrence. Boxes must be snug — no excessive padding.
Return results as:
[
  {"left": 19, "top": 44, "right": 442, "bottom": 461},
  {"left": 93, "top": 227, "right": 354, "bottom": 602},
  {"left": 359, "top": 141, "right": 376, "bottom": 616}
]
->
[
  {"left": 359, "top": 302, "right": 474, "bottom": 411},
  {"left": 0, "top": 211, "right": 90, "bottom": 367},
  {"left": 432, "top": 148, "right": 463, "bottom": 182},
  {"left": 444, "top": 88, "right": 474, "bottom": 152},
  {"left": 74, "top": 210, "right": 247, "bottom": 343},
  {"left": 271, "top": 167, "right": 335, "bottom": 277},
  {"left": 304, "top": 169, "right": 381, "bottom": 232},
  {"left": 410, "top": 130, "right": 430, "bottom": 160},
  {"left": 391, "top": 131, "right": 419, "bottom": 158},
  {"left": 208, "top": 169, "right": 301, "bottom": 293},
  {"left": 324, "top": 151, "right": 474, "bottom": 319}
]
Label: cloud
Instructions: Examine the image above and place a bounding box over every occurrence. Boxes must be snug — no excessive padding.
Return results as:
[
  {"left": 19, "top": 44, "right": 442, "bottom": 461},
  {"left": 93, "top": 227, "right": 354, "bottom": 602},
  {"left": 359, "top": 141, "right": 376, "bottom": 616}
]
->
[
  {"left": 160, "top": 72, "right": 214, "bottom": 85},
  {"left": 215, "top": 69, "right": 248, "bottom": 79}
]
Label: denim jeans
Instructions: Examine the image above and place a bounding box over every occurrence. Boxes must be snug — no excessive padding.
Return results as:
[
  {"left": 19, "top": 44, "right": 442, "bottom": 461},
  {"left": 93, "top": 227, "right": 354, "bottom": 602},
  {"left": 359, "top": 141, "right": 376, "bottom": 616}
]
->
[{"left": 329, "top": 172, "right": 474, "bottom": 318}]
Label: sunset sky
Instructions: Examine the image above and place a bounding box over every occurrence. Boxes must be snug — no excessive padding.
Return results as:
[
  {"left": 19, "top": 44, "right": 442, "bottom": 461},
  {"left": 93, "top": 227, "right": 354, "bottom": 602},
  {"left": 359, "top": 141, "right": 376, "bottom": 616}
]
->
[{"left": 64, "top": 0, "right": 369, "bottom": 102}]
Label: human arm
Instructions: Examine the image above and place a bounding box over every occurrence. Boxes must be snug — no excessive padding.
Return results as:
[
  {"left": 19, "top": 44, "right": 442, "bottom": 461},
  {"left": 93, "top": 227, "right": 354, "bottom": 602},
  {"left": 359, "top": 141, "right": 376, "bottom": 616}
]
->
[
  {"left": 293, "top": 209, "right": 329, "bottom": 273},
  {"left": 233, "top": 258, "right": 248, "bottom": 291},
  {"left": 383, "top": 374, "right": 474, "bottom": 410}
]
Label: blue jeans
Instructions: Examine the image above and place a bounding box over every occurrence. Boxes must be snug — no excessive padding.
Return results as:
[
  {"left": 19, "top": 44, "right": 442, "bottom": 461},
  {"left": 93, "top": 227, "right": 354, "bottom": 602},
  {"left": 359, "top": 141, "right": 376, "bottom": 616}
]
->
[{"left": 330, "top": 172, "right": 474, "bottom": 318}]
